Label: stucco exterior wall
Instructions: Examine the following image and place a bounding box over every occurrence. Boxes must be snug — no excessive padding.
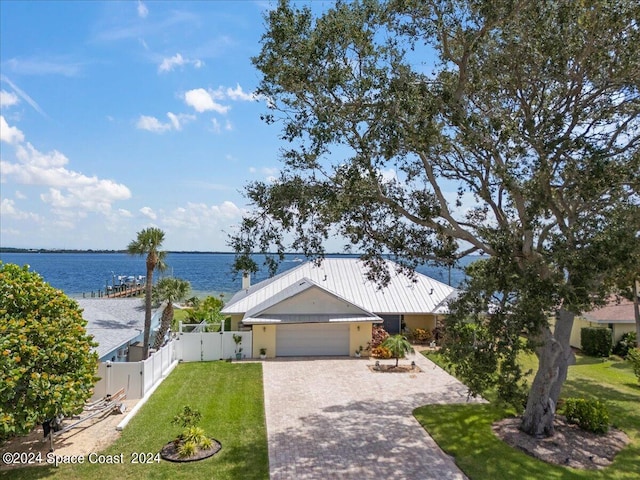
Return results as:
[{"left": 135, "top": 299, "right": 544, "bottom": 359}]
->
[
  {"left": 252, "top": 324, "right": 276, "bottom": 358},
  {"left": 403, "top": 314, "right": 437, "bottom": 332},
  {"left": 229, "top": 314, "right": 244, "bottom": 331},
  {"left": 565, "top": 316, "right": 635, "bottom": 348},
  {"left": 263, "top": 287, "right": 366, "bottom": 315},
  {"left": 613, "top": 323, "right": 636, "bottom": 343},
  {"left": 349, "top": 322, "right": 372, "bottom": 357}
]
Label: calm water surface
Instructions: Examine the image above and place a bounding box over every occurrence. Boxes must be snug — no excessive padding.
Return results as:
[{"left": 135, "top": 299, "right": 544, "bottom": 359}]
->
[{"left": 0, "top": 252, "right": 474, "bottom": 298}]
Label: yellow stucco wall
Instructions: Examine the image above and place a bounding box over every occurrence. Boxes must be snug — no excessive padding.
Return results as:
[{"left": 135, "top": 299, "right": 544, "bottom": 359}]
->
[
  {"left": 229, "top": 314, "right": 244, "bottom": 331},
  {"left": 350, "top": 322, "right": 373, "bottom": 357},
  {"left": 562, "top": 316, "right": 635, "bottom": 348},
  {"left": 252, "top": 324, "right": 276, "bottom": 358},
  {"left": 403, "top": 314, "right": 437, "bottom": 332}
]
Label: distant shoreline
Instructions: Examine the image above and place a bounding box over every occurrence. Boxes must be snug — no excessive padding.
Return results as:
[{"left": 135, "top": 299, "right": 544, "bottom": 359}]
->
[
  {"left": 0, "top": 248, "right": 238, "bottom": 254},
  {"left": 0, "top": 249, "right": 361, "bottom": 256}
]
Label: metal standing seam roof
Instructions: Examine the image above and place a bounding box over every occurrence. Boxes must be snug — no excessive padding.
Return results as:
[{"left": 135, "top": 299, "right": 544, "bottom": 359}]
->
[{"left": 222, "top": 258, "right": 458, "bottom": 316}]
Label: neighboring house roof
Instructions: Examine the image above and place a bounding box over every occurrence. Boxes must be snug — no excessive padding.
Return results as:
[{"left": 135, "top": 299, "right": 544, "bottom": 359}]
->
[
  {"left": 222, "top": 258, "right": 457, "bottom": 316},
  {"left": 582, "top": 297, "right": 637, "bottom": 324},
  {"left": 242, "top": 277, "right": 382, "bottom": 325},
  {"left": 78, "top": 298, "right": 160, "bottom": 359}
]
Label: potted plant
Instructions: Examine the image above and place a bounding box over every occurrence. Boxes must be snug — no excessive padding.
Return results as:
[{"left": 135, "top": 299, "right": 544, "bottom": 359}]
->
[
  {"left": 355, "top": 345, "right": 363, "bottom": 358},
  {"left": 233, "top": 334, "right": 243, "bottom": 360},
  {"left": 259, "top": 347, "right": 267, "bottom": 360}
]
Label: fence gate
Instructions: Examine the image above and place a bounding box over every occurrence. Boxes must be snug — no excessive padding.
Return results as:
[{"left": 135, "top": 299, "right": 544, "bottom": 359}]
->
[{"left": 178, "top": 332, "right": 223, "bottom": 361}]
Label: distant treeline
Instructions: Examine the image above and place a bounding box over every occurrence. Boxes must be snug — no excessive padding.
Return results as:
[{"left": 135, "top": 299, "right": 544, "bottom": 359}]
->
[{"left": 1, "top": 248, "right": 240, "bottom": 255}]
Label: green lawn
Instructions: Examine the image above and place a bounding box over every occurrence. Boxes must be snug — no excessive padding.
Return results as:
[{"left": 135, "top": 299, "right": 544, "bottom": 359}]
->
[
  {"left": 2, "top": 362, "right": 269, "bottom": 480},
  {"left": 416, "top": 352, "right": 640, "bottom": 479}
]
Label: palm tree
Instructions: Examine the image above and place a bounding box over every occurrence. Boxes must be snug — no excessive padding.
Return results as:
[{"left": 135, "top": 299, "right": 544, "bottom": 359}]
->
[
  {"left": 381, "top": 334, "right": 414, "bottom": 367},
  {"left": 127, "top": 227, "right": 167, "bottom": 359},
  {"left": 152, "top": 277, "right": 191, "bottom": 349}
]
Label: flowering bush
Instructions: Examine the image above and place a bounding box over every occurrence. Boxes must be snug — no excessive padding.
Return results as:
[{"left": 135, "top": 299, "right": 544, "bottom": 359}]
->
[
  {"left": 368, "top": 325, "right": 389, "bottom": 350},
  {"left": 371, "top": 346, "right": 392, "bottom": 359},
  {"left": 412, "top": 328, "right": 433, "bottom": 344}
]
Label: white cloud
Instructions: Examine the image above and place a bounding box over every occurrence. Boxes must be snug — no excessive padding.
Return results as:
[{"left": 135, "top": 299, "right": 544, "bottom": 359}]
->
[
  {"left": 0, "top": 116, "right": 24, "bottom": 144},
  {"left": 140, "top": 206, "right": 157, "bottom": 220},
  {"left": 379, "top": 168, "right": 397, "bottom": 183},
  {"left": 137, "top": 112, "right": 194, "bottom": 133},
  {"left": 4, "top": 58, "right": 82, "bottom": 77},
  {"left": 161, "top": 201, "right": 244, "bottom": 230},
  {"left": 158, "top": 53, "right": 204, "bottom": 73},
  {"left": 137, "top": 1, "right": 149, "bottom": 19},
  {"left": 0, "top": 198, "right": 41, "bottom": 221},
  {"left": 1, "top": 75, "right": 46, "bottom": 116},
  {"left": 1, "top": 141, "right": 131, "bottom": 215},
  {"left": 226, "top": 84, "right": 257, "bottom": 101},
  {"left": 211, "top": 118, "right": 221, "bottom": 134},
  {"left": 248, "top": 167, "right": 257, "bottom": 173},
  {"left": 136, "top": 115, "right": 171, "bottom": 133},
  {"left": 184, "top": 88, "right": 230, "bottom": 114},
  {"left": 118, "top": 208, "right": 133, "bottom": 218},
  {"left": 166, "top": 112, "right": 195, "bottom": 130},
  {"left": 0, "top": 90, "right": 19, "bottom": 108}
]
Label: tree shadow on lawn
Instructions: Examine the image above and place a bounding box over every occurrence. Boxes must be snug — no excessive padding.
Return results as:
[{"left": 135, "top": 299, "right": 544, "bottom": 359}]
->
[{"left": 269, "top": 393, "right": 475, "bottom": 480}]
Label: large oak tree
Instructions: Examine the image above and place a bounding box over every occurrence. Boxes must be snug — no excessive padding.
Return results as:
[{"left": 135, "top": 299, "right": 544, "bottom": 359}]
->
[{"left": 230, "top": 0, "right": 640, "bottom": 436}]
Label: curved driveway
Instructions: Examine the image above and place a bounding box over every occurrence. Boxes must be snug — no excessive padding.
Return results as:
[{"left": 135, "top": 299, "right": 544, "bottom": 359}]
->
[{"left": 262, "top": 352, "right": 479, "bottom": 479}]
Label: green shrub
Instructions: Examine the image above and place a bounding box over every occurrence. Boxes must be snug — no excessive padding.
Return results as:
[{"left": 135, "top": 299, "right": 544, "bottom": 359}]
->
[
  {"left": 627, "top": 348, "right": 640, "bottom": 383},
  {"left": 613, "top": 331, "right": 637, "bottom": 358},
  {"left": 564, "top": 397, "right": 609, "bottom": 434},
  {"left": 581, "top": 327, "right": 612, "bottom": 357}
]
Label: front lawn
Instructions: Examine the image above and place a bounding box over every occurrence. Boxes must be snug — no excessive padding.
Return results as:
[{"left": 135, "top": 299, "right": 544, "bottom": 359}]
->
[
  {"left": 2, "top": 362, "right": 268, "bottom": 480},
  {"left": 415, "top": 352, "right": 640, "bottom": 479}
]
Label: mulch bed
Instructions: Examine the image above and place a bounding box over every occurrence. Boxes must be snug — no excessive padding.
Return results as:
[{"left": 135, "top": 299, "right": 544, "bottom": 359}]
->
[
  {"left": 367, "top": 364, "right": 423, "bottom": 373},
  {"left": 160, "top": 438, "right": 222, "bottom": 462},
  {"left": 493, "top": 416, "right": 630, "bottom": 470}
]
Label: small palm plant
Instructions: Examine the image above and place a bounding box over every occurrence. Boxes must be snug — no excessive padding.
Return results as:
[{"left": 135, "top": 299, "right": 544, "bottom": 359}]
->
[
  {"left": 381, "top": 334, "right": 414, "bottom": 367},
  {"left": 171, "top": 405, "right": 213, "bottom": 458}
]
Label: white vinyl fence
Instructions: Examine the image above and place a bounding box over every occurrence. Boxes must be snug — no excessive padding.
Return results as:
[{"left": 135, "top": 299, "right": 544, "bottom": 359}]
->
[
  {"left": 92, "top": 330, "right": 251, "bottom": 402},
  {"left": 92, "top": 340, "right": 177, "bottom": 401},
  {"left": 176, "top": 331, "right": 253, "bottom": 362}
]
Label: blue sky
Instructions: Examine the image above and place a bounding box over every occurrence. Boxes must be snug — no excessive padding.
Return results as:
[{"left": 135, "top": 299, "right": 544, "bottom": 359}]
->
[{"left": 0, "top": 0, "right": 295, "bottom": 251}]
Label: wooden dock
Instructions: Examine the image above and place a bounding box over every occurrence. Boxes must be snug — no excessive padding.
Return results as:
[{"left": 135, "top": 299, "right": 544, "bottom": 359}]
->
[{"left": 82, "top": 284, "right": 146, "bottom": 299}]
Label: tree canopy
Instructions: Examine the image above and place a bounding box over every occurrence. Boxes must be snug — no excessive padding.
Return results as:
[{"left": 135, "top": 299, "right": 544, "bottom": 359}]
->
[
  {"left": 231, "top": 0, "right": 640, "bottom": 436},
  {"left": 0, "top": 263, "right": 98, "bottom": 440}
]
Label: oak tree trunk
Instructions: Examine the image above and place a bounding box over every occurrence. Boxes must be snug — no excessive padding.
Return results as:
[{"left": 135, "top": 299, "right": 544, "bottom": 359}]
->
[{"left": 520, "top": 310, "right": 575, "bottom": 437}]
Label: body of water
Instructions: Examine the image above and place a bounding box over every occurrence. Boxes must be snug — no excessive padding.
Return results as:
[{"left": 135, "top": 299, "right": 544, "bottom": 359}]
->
[{"left": 0, "top": 252, "right": 475, "bottom": 299}]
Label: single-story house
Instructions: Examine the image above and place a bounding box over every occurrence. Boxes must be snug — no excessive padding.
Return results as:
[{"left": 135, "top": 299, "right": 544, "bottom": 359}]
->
[
  {"left": 221, "top": 258, "right": 457, "bottom": 358},
  {"left": 568, "top": 296, "right": 638, "bottom": 348},
  {"left": 78, "top": 298, "right": 165, "bottom": 362}
]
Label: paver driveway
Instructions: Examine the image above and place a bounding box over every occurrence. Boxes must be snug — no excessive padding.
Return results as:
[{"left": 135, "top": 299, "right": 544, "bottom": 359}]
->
[{"left": 262, "top": 351, "right": 480, "bottom": 479}]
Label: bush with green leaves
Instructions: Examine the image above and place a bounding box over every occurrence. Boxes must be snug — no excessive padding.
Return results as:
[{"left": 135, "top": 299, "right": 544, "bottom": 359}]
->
[
  {"left": 563, "top": 398, "right": 609, "bottom": 434},
  {"left": 613, "top": 331, "right": 637, "bottom": 358},
  {"left": 171, "top": 405, "right": 213, "bottom": 458},
  {"left": 0, "top": 263, "right": 98, "bottom": 440},
  {"left": 581, "top": 327, "right": 612, "bottom": 357},
  {"left": 627, "top": 348, "right": 640, "bottom": 384}
]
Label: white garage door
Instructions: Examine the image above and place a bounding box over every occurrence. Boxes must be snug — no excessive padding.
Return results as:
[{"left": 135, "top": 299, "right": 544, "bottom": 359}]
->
[{"left": 276, "top": 323, "right": 350, "bottom": 356}]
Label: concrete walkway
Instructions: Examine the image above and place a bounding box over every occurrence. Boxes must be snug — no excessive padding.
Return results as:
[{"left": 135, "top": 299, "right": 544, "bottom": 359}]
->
[{"left": 262, "top": 351, "right": 481, "bottom": 479}]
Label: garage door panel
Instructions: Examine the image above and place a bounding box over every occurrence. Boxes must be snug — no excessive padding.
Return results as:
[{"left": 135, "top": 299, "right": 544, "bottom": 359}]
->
[{"left": 276, "top": 323, "right": 349, "bottom": 356}]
